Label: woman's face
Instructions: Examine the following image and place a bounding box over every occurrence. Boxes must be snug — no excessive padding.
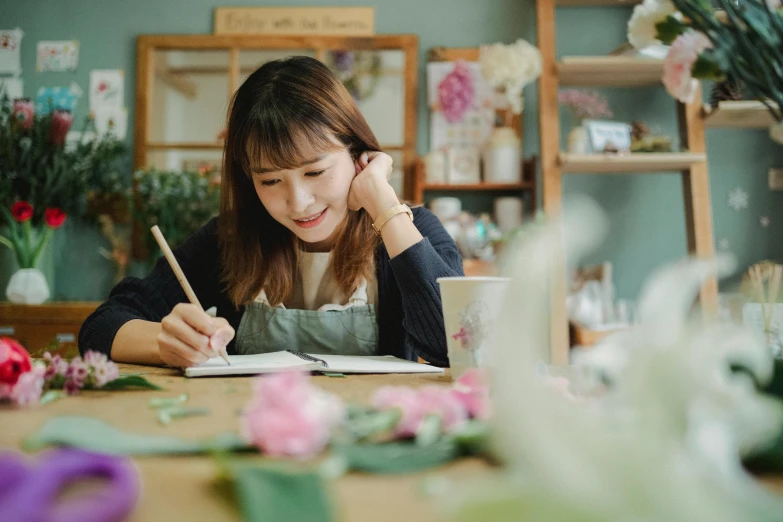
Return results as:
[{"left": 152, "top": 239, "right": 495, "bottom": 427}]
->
[{"left": 251, "top": 146, "right": 355, "bottom": 251}]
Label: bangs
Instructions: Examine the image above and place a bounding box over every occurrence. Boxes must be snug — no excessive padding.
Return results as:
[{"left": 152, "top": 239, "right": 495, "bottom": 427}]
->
[{"left": 238, "top": 116, "right": 346, "bottom": 177}]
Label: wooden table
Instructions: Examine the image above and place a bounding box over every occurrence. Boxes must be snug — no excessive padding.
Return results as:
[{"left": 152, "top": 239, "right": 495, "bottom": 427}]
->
[
  {"left": 1, "top": 365, "right": 490, "bottom": 522},
  {"left": 2, "top": 365, "right": 782, "bottom": 521}
]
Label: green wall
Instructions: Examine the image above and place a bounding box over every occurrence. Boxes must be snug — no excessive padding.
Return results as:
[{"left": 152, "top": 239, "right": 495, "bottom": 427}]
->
[{"left": 1, "top": 0, "right": 781, "bottom": 302}]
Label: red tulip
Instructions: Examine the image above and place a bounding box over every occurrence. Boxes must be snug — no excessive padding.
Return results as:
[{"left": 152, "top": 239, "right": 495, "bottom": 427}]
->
[
  {"left": 44, "top": 207, "right": 67, "bottom": 229},
  {"left": 12, "top": 98, "right": 34, "bottom": 131},
  {"left": 50, "top": 109, "right": 73, "bottom": 146},
  {"left": 11, "top": 201, "right": 33, "bottom": 223},
  {"left": 0, "top": 337, "right": 31, "bottom": 387}
]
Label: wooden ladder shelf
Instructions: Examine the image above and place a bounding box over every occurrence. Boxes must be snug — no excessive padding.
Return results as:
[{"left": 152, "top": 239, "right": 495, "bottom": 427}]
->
[{"left": 536, "top": 0, "right": 719, "bottom": 364}]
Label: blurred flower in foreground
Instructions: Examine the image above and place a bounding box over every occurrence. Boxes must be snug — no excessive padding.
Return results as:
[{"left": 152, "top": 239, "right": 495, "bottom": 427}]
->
[{"left": 442, "top": 196, "right": 783, "bottom": 521}]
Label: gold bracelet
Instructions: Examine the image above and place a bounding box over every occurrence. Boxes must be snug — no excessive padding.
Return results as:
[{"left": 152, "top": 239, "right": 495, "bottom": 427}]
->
[{"left": 371, "top": 204, "right": 413, "bottom": 236}]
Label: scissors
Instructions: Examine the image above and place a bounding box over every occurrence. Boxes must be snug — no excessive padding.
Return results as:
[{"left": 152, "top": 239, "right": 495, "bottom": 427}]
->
[{"left": 0, "top": 448, "right": 139, "bottom": 522}]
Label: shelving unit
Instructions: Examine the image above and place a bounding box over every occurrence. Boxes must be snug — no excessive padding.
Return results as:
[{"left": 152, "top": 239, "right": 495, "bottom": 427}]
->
[
  {"left": 558, "top": 56, "right": 664, "bottom": 87},
  {"left": 537, "top": 0, "right": 718, "bottom": 364},
  {"left": 702, "top": 100, "right": 778, "bottom": 128},
  {"left": 411, "top": 156, "right": 538, "bottom": 216},
  {"left": 559, "top": 152, "right": 706, "bottom": 173}
]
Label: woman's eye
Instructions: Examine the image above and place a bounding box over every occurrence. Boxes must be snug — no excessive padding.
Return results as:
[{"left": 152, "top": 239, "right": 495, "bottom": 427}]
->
[
  {"left": 260, "top": 179, "right": 280, "bottom": 187},
  {"left": 305, "top": 169, "right": 326, "bottom": 178}
]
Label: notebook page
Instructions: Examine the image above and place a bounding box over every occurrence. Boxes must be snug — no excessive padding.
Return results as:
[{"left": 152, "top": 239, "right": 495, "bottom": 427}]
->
[
  {"left": 184, "top": 351, "right": 318, "bottom": 377},
  {"left": 311, "top": 354, "right": 445, "bottom": 374}
]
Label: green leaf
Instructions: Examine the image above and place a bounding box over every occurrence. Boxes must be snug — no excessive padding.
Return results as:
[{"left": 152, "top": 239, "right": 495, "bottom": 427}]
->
[
  {"left": 23, "top": 415, "right": 253, "bottom": 455},
  {"left": 148, "top": 393, "right": 189, "bottom": 409},
  {"left": 336, "top": 439, "right": 460, "bottom": 474},
  {"left": 230, "top": 464, "right": 335, "bottom": 522},
  {"left": 99, "top": 375, "right": 163, "bottom": 391},
  {"left": 415, "top": 415, "right": 442, "bottom": 447},
  {"left": 157, "top": 406, "right": 210, "bottom": 425},
  {"left": 39, "top": 390, "right": 67, "bottom": 405},
  {"left": 691, "top": 54, "right": 725, "bottom": 81},
  {"left": 450, "top": 420, "right": 490, "bottom": 455},
  {"left": 656, "top": 15, "right": 688, "bottom": 45}
]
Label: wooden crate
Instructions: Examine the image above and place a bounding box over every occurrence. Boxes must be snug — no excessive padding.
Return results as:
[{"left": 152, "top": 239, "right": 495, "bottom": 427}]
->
[{"left": 0, "top": 302, "right": 100, "bottom": 357}]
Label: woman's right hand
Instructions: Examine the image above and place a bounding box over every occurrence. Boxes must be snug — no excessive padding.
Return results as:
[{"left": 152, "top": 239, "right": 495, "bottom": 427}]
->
[{"left": 157, "top": 303, "right": 235, "bottom": 367}]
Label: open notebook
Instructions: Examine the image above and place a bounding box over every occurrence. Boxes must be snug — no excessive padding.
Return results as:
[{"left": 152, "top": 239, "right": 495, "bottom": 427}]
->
[{"left": 184, "top": 351, "right": 445, "bottom": 377}]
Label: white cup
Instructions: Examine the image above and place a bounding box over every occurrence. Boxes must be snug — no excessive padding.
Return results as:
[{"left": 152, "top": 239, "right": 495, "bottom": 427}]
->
[
  {"left": 430, "top": 197, "right": 462, "bottom": 222},
  {"left": 437, "top": 276, "right": 511, "bottom": 377},
  {"left": 494, "top": 197, "right": 523, "bottom": 233}
]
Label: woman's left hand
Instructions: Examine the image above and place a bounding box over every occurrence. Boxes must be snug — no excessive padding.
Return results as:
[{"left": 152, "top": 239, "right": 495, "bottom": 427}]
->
[{"left": 348, "top": 151, "right": 401, "bottom": 219}]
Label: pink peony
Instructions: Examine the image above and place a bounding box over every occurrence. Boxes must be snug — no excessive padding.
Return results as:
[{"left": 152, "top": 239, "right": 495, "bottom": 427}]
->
[
  {"left": 438, "top": 61, "right": 475, "bottom": 123},
  {"left": 241, "top": 372, "right": 345, "bottom": 458},
  {"left": 10, "top": 364, "right": 45, "bottom": 405},
  {"left": 417, "top": 386, "right": 468, "bottom": 432},
  {"left": 372, "top": 385, "right": 425, "bottom": 437},
  {"left": 663, "top": 31, "right": 712, "bottom": 103},
  {"left": 372, "top": 384, "right": 469, "bottom": 437},
  {"left": 450, "top": 369, "right": 491, "bottom": 420}
]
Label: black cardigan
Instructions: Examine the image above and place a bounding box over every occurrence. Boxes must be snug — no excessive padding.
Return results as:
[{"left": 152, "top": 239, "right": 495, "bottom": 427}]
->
[{"left": 78, "top": 207, "right": 464, "bottom": 366}]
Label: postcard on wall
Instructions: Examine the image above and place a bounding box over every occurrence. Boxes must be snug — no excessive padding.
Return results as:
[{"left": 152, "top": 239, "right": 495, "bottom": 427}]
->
[
  {"left": 0, "top": 28, "right": 24, "bottom": 75},
  {"left": 89, "top": 69, "right": 124, "bottom": 112},
  {"left": 0, "top": 77, "right": 23, "bottom": 101},
  {"left": 427, "top": 61, "right": 495, "bottom": 152},
  {"left": 36, "top": 85, "right": 81, "bottom": 115},
  {"left": 93, "top": 106, "right": 128, "bottom": 140},
  {"left": 37, "top": 40, "right": 79, "bottom": 72}
]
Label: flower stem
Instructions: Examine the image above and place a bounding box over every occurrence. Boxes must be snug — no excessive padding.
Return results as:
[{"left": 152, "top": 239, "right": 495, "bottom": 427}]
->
[{"left": 30, "top": 227, "right": 53, "bottom": 268}]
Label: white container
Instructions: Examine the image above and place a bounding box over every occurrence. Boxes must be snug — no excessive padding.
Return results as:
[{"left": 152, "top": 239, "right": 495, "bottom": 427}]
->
[
  {"left": 567, "top": 126, "right": 590, "bottom": 154},
  {"left": 437, "top": 276, "right": 510, "bottom": 377},
  {"left": 494, "top": 197, "right": 524, "bottom": 233},
  {"left": 447, "top": 147, "right": 481, "bottom": 185},
  {"left": 430, "top": 197, "right": 462, "bottom": 222},
  {"left": 424, "top": 151, "right": 447, "bottom": 184},
  {"left": 483, "top": 127, "right": 521, "bottom": 184},
  {"left": 6, "top": 268, "right": 50, "bottom": 304}
]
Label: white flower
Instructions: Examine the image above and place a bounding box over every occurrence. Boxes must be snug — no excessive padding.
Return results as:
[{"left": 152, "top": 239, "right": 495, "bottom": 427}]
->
[
  {"left": 479, "top": 39, "right": 542, "bottom": 114},
  {"left": 627, "top": 0, "right": 678, "bottom": 49}
]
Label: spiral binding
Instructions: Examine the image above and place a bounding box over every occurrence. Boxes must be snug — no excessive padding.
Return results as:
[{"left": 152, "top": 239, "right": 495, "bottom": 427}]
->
[{"left": 286, "top": 350, "right": 329, "bottom": 369}]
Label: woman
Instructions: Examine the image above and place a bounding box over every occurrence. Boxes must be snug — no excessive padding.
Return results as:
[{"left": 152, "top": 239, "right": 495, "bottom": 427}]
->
[{"left": 79, "top": 56, "right": 463, "bottom": 368}]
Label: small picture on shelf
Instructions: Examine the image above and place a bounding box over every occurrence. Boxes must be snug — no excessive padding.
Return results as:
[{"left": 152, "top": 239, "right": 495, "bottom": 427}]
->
[
  {"left": 583, "top": 119, "right": 632, "bottom": 153},
  {"left": 447, "top": 147, "right": 481, "bottom": 185}
]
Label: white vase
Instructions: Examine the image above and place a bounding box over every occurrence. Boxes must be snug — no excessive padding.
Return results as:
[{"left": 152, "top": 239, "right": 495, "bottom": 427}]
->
[
  {"left": 770, "top": 122, "right": 783, "bottom": 145},
  {"left": 6, "top": 268, "right": 50, "bottom": 304},
  {"left": 483, "top": 127, "right": 521, "bottom": 184},
  {"left": 567, "top": 126, "right": 590, "bottom": 154}
]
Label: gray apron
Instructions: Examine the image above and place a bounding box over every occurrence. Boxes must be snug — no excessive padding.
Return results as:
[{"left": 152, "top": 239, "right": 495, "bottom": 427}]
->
[{"left": 235, "top": 277, "right": 378, "bottom": 355}]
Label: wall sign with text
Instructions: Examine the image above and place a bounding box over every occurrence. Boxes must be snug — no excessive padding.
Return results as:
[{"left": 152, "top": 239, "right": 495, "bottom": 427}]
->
[{"left": 214, "top": 7, "right": 375, "bottom": 36}]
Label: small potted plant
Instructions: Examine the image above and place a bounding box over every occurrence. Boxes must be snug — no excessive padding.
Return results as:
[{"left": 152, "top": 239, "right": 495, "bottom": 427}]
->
[{"left": 558, "top": 89, "right": 614, "bottom": 154}]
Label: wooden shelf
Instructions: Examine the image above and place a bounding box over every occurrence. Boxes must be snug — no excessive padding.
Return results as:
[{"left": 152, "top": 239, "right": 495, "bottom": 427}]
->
[
  {"left": 557, "top": 0, "right": 639, "bottom": 5},
  {"left": 423, "top": 182, "right": 534, "bottom": 191},
  {"left": 559, "top": 152, "right": 706, "bottom": 173},
  {"left": 702, "top": 101, "right": 778, "bottom": 129},
  {"left": 558, "top": 56, "right": 664, "bottom": 87}
]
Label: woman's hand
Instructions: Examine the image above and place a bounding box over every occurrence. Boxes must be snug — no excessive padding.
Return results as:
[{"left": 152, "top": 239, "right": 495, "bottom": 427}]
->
[
  {"left": 348, "top": 151, "right": 401, "bottom": 220},
  {"left": 157, "top": 303, "right": 235, "bottom": 368}
]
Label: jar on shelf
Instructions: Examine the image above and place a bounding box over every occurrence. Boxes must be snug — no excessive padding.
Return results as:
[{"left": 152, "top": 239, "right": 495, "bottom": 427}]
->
[{"left": 483, "top": 127, "right": 521, "bottom": 184}]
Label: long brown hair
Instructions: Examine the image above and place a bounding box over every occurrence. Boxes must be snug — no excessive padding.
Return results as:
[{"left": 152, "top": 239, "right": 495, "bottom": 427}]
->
[{"left": 220, "top": 56, "right": 381, "bottom": 307}]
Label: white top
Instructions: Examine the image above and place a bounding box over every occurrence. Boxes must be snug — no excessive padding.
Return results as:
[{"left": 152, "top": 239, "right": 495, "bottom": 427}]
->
[{"left": 255, "top": 251, "right": 378, "bottom": 311}]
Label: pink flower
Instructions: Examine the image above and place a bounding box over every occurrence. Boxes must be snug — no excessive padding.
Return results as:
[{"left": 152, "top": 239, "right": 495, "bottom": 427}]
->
[
  {"left": 450, "top": 368, "right": 491, "bottom": 420},
  {"left": 417, "top": 386, "right": 468, "bottom": 432},
  {"left": 438, "top": 61, "right": 475, "bottom": 123},
  {"left": 372, "top": 385, "right": 468, "bottom": 437},
  {"left": 10, "top": 364, "right": 45, "bottom": 405},
  {"left": 83, "top": 350, "right": 120, "bottom": 387},
  {"left": 558, "top": 89, "right": 613, "bottom": 123},
  {"left": 372, "top": 386, "right": 425, "bottom": 437},
  {"left": 64, "top": 357, "right": 89, "bottom": 394},
  {"left": 43, "top": 352, "right": 68, "bottom": 380},
  {"left": 241, "top": 372, "right": 345, "bottom": 458},
  {"left": 663, "top": 31, "right": 712, "bottom": 103}
]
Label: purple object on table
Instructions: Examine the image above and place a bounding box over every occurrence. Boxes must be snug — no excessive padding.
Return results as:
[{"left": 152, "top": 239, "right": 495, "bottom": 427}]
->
[{"left": 0, "top": 449, "right": 139, "bottom": 522}]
